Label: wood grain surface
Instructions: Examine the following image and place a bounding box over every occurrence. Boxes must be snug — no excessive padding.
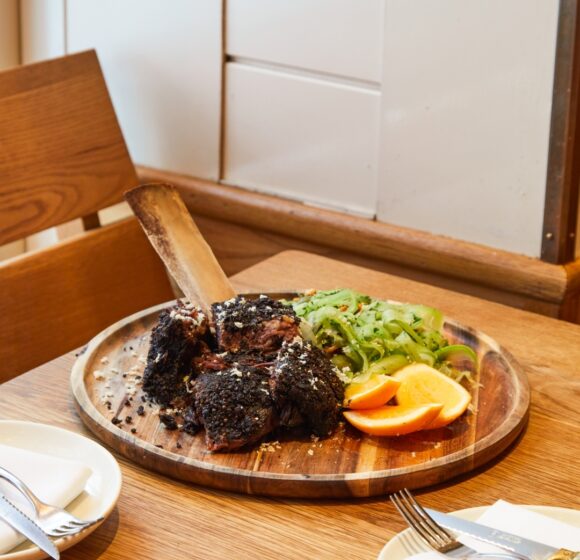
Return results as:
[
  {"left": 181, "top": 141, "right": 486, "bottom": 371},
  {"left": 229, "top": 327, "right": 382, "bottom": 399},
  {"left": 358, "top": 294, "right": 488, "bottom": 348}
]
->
[
  {"left": 188, "top": 213, "right": 566, "bottom": 319},
  {"left": 138, "top": 167, "right": 580, "bottom": 323},
  {"left": 0, "top": 50, "right": 152, "bottom": 380},
  {"left": 0, "top": 217, "right": 174, "bottom": 381},
  {"left": 0, "top": 50, "right": 137, "bottom": 246},
  {"left": 70, "top": 295, "right": 529, "bottom": 499},
  {"left": 542, "top": 0, "right": 580, "bottom": 263},
  {"left": 1, "top": 251, "right": 579, "bottom": 560}
]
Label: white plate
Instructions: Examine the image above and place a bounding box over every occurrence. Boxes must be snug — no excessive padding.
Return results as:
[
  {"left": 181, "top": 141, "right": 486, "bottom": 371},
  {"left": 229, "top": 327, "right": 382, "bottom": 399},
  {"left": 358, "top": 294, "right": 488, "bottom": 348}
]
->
[
  {"left": 0, "top": 421, "right": 122, "bottom": 560},
  {"left": 378, "top": 505, "right": 580, "bottom": 559}
]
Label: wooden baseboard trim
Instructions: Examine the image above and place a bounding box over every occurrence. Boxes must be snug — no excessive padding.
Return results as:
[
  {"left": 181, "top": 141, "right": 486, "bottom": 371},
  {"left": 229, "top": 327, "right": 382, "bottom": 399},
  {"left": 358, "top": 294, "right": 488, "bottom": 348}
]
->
[{"left": 135, "top": 166, "right": 579, "bottom": 311}]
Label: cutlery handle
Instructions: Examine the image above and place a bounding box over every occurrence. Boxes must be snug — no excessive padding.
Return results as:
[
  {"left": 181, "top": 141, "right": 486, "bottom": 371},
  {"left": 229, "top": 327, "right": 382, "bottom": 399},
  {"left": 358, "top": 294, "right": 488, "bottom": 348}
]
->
[
  {"left": 0, "top": 466, "right": 42, "bottom": 513},
  {"left": 548, "top": 551, "right": 580, "bottom": 560}
]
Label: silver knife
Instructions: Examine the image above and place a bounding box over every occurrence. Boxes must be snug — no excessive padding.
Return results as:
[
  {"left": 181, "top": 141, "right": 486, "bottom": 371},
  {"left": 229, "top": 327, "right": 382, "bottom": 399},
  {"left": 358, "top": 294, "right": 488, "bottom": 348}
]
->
[
  {"left": 0, "top": 494, "right": 59, "bottom": 559},
  {"left": 426, "top": 508, "right": 579, "bottom": 560}
]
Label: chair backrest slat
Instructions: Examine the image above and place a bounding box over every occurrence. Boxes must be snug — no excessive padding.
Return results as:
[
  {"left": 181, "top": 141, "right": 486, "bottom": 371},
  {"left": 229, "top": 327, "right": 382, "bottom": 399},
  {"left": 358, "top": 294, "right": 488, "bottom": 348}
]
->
[
  {"left": 0, "top": 218, "right": 174, "bottom": 381},
  {"left": 0, "top": 51, "right": 174, "bottom": 381},
  {"left": 0, "top": 50, "right": 137, "bottom": 245}
]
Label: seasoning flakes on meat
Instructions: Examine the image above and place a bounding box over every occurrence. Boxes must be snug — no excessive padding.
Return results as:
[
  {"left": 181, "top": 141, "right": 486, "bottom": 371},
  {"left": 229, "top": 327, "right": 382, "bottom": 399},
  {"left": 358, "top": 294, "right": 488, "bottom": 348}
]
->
[
  {"left": 191, "top": 365, "right": 276, "bottom": 451},
  {"left": 271, "top": 338, "right": 344, "bottom": 437},
  {"left": 142, "top": 295, "right": 348, "bottom": 452},
  {"left": 143, "top": 301, "right": 208, "bottom": 407},
  {"left": 212, "top": 295, "right": 300, "bottom": 354}
]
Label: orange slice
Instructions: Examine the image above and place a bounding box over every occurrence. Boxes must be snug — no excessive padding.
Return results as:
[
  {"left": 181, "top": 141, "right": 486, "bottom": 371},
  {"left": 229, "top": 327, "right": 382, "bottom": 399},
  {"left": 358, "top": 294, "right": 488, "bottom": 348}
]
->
[
  {"left": 343, "top": 403, "right": 443, "bottom": 436},
  {"left": 343, "top": 374, "right": 401, "bottom": 410},
  {"left": 392, "top": 363, "right": 472, "bottom": 429}
]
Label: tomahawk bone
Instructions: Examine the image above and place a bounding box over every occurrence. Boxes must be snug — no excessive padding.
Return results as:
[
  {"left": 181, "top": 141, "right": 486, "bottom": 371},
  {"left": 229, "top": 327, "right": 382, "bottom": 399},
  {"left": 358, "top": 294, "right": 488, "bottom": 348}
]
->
[{"left": 125, "top": 183, "right": 236, "bottom": 316}]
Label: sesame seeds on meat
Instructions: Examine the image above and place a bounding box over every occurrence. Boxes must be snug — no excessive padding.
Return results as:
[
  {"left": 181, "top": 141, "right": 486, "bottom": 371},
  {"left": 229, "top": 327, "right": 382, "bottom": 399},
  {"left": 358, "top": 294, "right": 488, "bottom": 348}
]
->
[
  {"left": 141, "top": 295, "right": 344, "bottom": 452},
  {"left": 211, "top": 295, "right": 300, "bottom": 354},
  {"left": 271, "top": 338, "right": 344, "bottom": 437},
  {"left": 190, "top": 365, "right": 276, "bottom": 451},
  {"left": 142, "top": 300, "right": 209, "bottom": 407}
]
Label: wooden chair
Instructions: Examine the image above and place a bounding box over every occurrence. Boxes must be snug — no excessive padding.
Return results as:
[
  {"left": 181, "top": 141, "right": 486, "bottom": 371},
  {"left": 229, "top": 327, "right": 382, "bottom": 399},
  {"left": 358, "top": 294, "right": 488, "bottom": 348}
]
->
[{"left": 0, "top": 50, "right": 174, "bottom": 382}]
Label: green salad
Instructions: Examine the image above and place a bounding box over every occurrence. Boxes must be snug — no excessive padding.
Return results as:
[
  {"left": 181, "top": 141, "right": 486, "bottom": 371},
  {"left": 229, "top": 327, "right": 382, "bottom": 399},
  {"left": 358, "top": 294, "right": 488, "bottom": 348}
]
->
[{"left": 287, "top": 289, "right": 477, "bottom": 385}]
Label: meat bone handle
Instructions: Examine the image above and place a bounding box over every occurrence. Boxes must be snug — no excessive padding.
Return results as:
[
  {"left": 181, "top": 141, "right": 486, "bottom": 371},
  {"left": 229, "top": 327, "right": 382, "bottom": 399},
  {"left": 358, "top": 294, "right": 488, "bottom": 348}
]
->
[{"left": 125, "top": 183, "right": 237, "bottom": 315}]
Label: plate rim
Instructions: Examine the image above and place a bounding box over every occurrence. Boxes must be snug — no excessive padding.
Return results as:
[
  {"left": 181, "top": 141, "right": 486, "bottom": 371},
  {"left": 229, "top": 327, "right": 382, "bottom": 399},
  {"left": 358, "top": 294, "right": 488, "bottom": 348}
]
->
[
  {"left": 0, "top": 419, "right": 122, "bottom": 560},
  {"left": 70, "top": 294, "right": 530, "bottom": 491},
  {"left": 377, "top": 504, "right": 580, "bottom": 559}
]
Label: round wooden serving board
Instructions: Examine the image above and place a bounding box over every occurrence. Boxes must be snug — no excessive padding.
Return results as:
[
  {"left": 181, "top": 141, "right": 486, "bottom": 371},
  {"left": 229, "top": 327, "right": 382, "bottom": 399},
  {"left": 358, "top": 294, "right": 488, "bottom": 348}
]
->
[{"left": 71, "top": 295, "right": 530, "bottom": 499}]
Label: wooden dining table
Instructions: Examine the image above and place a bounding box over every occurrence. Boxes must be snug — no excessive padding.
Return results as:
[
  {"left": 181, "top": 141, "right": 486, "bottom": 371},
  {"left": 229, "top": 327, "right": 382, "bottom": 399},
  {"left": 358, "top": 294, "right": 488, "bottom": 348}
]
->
[{"left": 1, "top": 250, "right": 579, "bottom": 560}]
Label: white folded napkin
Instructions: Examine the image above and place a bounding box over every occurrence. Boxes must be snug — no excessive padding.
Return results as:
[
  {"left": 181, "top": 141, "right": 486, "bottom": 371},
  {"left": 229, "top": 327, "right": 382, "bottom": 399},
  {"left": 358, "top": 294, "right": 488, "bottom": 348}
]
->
[
  {"left": 0, "top": 443, "right": 92, "bottom": 554},
  {"left": 407, "top": 500, "right": 580, "bottom": 559}
]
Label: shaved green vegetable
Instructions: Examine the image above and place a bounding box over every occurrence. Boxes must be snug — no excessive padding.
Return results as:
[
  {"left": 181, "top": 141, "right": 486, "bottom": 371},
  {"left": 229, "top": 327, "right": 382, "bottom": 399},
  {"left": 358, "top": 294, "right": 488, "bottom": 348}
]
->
[{"left": 286, "top": 289, "right": 476, "bottom": 385}]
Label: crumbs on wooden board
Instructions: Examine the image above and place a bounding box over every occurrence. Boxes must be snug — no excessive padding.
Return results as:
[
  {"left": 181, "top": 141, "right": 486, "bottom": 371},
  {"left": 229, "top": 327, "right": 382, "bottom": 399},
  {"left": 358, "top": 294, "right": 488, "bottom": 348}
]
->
[
  {"left": 255, "top": 441, "right": 282, "bottom": 466},
  {"left": 258, "top": 441, "right": 281, "bottom": 454}
]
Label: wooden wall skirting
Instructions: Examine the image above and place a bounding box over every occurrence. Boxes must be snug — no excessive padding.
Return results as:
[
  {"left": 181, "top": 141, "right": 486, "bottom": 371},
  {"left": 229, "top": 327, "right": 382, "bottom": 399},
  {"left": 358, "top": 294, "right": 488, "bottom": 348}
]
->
[{"left": 136, "top": 166, "right": 580, "bottom": 322}]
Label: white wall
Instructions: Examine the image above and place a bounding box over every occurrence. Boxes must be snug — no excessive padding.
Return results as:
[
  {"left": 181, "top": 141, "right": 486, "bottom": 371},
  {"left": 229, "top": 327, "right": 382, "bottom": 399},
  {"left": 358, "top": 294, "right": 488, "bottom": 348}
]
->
[
  {"left": 16, "top": 0, "right": 222, "bottom": 180},
  {"left": 227, "top": 0, "right": 384, "bottom": 83},
  {"left": 223, "top": 63, "right": 380, "bottom": 217},
  {"left": 378, "top": 0, "right": 559, "bottom": 257},
  {"left": 223, "top": 0, "right": 560, "bottom": 256},
  {"left": 10, "top": 1, "right": 564, "bottom": 259},
  {"left": 20, "top": 0, "right": 64, "bottom": 63},
  {"left": 223, "top": 0, "right": 383, "bottom": 217},
  {"left": 66, "top": 0, "right": 222, "bottom": 180}
]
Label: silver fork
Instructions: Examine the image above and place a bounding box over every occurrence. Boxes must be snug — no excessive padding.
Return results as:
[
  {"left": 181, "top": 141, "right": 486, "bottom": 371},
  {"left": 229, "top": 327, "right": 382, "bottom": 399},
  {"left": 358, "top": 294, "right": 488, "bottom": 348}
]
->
[
  {"left": 0, "top": 465, "right": 103, "bottom": 537},
  {"left": 390, "top": 489, "right": 524, "bottom": 559}
]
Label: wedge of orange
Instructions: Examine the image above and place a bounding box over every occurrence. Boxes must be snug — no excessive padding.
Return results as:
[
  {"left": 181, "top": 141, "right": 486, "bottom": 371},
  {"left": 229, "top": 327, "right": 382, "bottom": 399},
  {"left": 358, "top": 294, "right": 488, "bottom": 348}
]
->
[
  {"left": 343, "top": 374, "right": 401, "bottom": 410},
  {"left": 392, "top": 363, "right": 472, "bottom": 429},
  {"left": 343, "top": 403, "right": 443, "bottom": 436}
]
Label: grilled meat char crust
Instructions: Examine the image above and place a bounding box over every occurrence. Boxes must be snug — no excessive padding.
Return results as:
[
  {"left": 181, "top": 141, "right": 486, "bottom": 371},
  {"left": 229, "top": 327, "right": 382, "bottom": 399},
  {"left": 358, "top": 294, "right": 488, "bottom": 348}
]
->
[
  {"left": 212, "top": 295, "right": 300, "bottom": 354},
  {"left": 191, "top": 364, "right": 276, "bottom": 451},
  {"left": 143, "top": 295, "right": 345, "bottom": 451},
  {"left": 142, "top": 301, "right": 208, "bottom": 407},
  {"left": 271, "top": 339, "right": 344, "bottom": 437}
]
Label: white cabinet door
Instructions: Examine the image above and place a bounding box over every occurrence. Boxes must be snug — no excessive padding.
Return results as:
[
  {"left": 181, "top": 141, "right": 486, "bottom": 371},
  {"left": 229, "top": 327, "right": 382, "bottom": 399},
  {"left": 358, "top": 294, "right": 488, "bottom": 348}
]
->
[
  {"left": 67, "top": 0, "right": 222, "bottom": 180},
  {"left": 223, "top": 63, "right": 380, "bottom": 216},
  {"left": 378, "top": 0, "right": 559, "bottom": 257},
  {"left": 20, "top": 0, "right": 65, "bottom": 63},
  {"left": 227, "top": 0, "right": 383, "bottom": 83}
]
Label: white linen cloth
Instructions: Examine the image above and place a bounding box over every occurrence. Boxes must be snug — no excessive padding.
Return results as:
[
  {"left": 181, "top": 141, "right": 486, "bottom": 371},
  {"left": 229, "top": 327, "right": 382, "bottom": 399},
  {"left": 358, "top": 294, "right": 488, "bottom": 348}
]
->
[
  {"left": 408, "top": 500, "right": 580, "bottom": 559},
  {"left": 0, "top": 443, "right": 92, "bottom": 554}
]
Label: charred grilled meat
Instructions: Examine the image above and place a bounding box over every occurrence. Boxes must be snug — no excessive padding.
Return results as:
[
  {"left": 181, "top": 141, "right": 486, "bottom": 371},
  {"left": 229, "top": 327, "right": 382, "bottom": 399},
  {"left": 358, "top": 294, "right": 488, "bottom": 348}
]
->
[
  {"left": 212, "top": 295, "right": 300, "bottom": 354},
  {"left": 271, "top": 338, "right": 344, "bottom": 436},
  {"left": 142, "top": 301, "right": 208, "bottom": 407},
  {"left": 193, "top": 348, "right": 274, "bottom": 374},
  {"left": 143, "top": 295, "right": 344, "bottom": 451},
  {"left": 189, "top": 364, "right": 276, "bottom": 451}
]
